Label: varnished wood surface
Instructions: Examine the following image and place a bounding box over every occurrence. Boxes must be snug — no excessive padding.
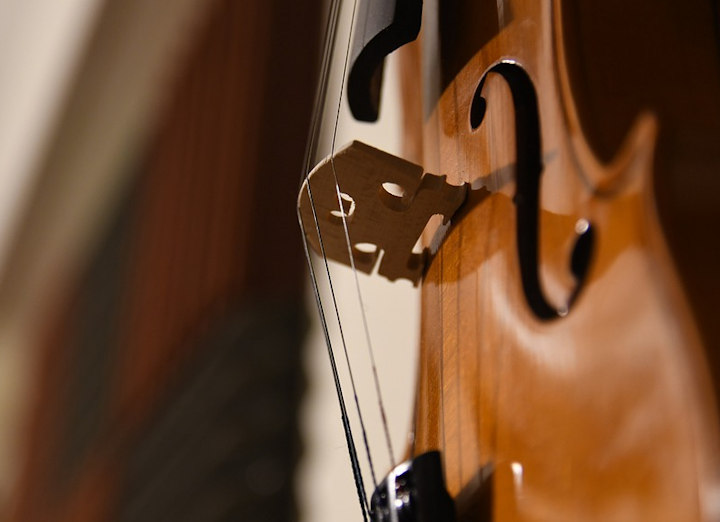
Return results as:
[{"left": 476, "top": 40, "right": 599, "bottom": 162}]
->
[{"left": 410, "top": 0, "right": 720, "bottom": 519}]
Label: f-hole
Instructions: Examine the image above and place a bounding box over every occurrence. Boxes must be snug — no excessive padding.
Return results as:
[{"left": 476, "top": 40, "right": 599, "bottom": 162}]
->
[{"left": 470, "top": 61, "right": 594, "bottom": 320}]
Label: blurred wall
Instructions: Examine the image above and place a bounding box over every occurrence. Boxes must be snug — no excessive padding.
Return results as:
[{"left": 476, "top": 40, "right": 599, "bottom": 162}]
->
[{"left": 0, "top": 0, "right": 210, "bottom": 510}]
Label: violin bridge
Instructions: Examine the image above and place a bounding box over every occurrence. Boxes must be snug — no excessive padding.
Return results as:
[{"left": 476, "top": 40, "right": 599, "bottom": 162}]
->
[{"left": 298, "top": 141, "right": 467, "bottom": 285}]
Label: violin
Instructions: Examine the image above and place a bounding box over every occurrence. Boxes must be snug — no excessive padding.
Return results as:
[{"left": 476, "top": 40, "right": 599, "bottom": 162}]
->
[
  {"left": 2, "top": 0, "right": 718, "bottom": 520},
  {"left": 300, "top": 0, "right": 720, "bottom": 520}
]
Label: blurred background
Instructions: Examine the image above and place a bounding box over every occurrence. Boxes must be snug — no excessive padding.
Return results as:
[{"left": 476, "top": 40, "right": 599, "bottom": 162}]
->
[{"left": 0, "top": 0, "right": 418, "bottom": 520}]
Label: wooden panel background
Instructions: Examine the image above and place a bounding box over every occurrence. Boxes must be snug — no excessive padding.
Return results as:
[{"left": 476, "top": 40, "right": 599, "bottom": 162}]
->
[{"left": 7, "top": 0, "right": 322, "bottom": 520}]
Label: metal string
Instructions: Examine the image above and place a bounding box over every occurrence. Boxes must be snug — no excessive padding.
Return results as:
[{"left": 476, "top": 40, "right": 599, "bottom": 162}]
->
[
  {"left": 326, "top": 9, "right": 397, "bottom": 471},
  {"left": 312, "top": 0, "right": 383, "bottom": 491},
  {"left": 299, "top": 216, "right": 370, "bottom": 520},
  {"left": 297, "top": 0, "right": 370, "bottom": 517},
  {"left": 296, "top": 0, "right": 406, "bottom": 515},
  {"left": 299, "top": 0, "right": 414, "bottom": 514}
]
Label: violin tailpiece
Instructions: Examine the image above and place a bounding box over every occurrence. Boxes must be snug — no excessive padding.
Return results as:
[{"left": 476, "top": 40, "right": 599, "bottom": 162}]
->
[{"left": 370, "top": 451, "right": 457, "bottom": 522}]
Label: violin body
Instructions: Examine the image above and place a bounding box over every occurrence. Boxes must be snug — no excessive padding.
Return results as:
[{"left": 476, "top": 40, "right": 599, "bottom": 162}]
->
[{"left": 408, "top": 0, "right": 720, "bottom": 519}]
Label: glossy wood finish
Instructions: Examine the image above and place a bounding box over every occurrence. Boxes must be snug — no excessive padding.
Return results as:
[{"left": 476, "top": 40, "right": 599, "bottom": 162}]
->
[{"left": 410, "top": 0, "right": 720, "bottom": 519}]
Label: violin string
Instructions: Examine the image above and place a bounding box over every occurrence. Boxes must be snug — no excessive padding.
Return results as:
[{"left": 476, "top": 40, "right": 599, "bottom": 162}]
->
[
  {"left": 297, "top": 0, "right": 370, "bottom": 517},
  {"left": 299, "top": 216, "right": 370, "bottom": 520},
  {"left": 318, "top": 0, "right": 388, "bottom": 489},
  {"left": 326, "top": 0, "right": 396, "bottom": 471},
  {"left": 299, "top": 0, "right": 341, "bottom": 188}
]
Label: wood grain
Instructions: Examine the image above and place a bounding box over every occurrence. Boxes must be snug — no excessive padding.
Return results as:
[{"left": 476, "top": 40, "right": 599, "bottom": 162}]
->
[
  {"left": 410, "top": 0, "right": 720, "bottom": 519},
  {"left": 8, "top": 0, "right": 321, "bottom": 520}
]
